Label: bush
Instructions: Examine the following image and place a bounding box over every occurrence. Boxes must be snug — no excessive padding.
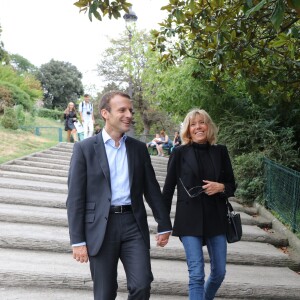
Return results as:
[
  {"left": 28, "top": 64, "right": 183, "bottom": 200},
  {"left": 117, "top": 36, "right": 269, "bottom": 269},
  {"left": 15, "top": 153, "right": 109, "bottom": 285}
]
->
[
  {"left": 15, "top": 105, "right": 25, "bottom": 126},
  {"left": 0, "top": 85, "right": 13, "bottom": 113},
  {"left": 219, "top": 113, "right": 300, "bottom": 204},
  {"left": 37, "top": 108, "right": 64, "bottom": 121},
  {"left": 1, "top": 107, "right": 18, "bottom": 129}
]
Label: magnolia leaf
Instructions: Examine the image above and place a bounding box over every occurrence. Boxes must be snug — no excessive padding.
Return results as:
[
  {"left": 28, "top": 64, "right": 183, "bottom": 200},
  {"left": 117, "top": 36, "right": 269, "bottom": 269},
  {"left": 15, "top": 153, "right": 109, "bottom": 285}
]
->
[
  {"left": 245, "top": 0, "right": 267, "bottom": 18},
  {"left": 271, "top": 0, "right": 285, "bottom": 32}
]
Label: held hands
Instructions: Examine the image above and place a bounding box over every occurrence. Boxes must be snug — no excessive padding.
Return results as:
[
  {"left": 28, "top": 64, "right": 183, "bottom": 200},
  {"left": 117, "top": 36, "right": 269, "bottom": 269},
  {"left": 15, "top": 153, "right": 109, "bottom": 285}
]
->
[
  {"left": 202, "top": 180, "right": 225, "bottom": 196},
  {"left": 156, "top": 232, "right": 171, "bottom": 247},
  {"left": 73, "top": 245, "right": 89, "bottom": 263}
]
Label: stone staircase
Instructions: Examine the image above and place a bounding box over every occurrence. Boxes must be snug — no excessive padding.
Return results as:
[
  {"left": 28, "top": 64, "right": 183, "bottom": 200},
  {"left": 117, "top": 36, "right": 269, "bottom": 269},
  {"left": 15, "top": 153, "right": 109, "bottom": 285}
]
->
[{"left": 0, "top": 142, "right": 299, "bottom": 300}]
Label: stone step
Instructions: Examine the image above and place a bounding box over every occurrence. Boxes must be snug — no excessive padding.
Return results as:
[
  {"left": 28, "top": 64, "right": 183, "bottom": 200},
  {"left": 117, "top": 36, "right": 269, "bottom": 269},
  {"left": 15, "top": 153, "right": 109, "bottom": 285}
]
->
[
  {"left": 10, "top": 159, "right": 70, "bottom": 171},
  {"left": 0, "top": 196, "right": 265, "bottom": 228},
  {"left": 41, "top": 149, "right": 72, "bottom": 158},
  {"left": 0, "top": 221, "right": 294, "bottom": 268},
  {"left": 0, "top": 287, "right": 187, "bottom": 300},
  {"left": 0, "top": 177, "right": 67, "bottom": 194},
  {"left": 147, "top": 219, "right": 288, "bottom": 247},
  {"left": 24, "top": 156, "right": 70, "bottom": 166},
  {"left": 0, "top": 248, "right": 299, "bottom": 299},
  {"left": 0, "top": 164, "right": 68, "bottom": 177},
  {"left": 0, "top": 170, "right": 67, "bottom": 184}
]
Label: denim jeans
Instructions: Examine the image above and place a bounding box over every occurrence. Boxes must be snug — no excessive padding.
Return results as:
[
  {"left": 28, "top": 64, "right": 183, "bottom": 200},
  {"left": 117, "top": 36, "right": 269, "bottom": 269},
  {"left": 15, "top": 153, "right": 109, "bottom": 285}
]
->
[{"left": 181, "top": 234, "right": 227, "bottom": 300}]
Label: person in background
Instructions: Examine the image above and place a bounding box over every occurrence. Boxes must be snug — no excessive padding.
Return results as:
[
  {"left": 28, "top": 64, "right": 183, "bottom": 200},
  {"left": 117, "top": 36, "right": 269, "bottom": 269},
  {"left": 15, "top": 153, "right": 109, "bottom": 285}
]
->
[
  {"left": 67, "top": 91, "right": 172, "bottom": 300},
  {"left": 94, "top": 124, "right": 101, "bottom": 135},
  {"left": 64, "top": 102, "right": 78, "bottom": 143},
  {"left": 78, "top": 93, "right": 95, "bottom": 139},
  {"left": 170, "top": 131, "right": 182, "bottom": 153},
  {"left": 146, "top": 133, "right": 162, "bottom": 148},
  {"left": 162, "top": 108, "right": 236, "bottom": 300},
  {"left": 156, "top": 130, "right": 172, "bottom": 156}
]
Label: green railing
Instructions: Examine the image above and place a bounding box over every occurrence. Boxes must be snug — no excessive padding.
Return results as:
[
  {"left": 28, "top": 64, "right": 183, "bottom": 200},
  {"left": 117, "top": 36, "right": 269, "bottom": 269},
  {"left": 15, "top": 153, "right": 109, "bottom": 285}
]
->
[
  {"left": 264, "top": 158, "right": 300, "bottom": 233},
  {"left": 21, "top": 126, "right": 63, "bottom": 142}
]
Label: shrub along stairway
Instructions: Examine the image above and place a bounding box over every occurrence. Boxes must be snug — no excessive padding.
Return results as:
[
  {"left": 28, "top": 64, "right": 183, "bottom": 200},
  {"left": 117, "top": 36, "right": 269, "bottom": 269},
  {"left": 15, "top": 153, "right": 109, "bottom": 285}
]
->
[{"left": 0, "top": 142, "right": 299, "bottom": 300}]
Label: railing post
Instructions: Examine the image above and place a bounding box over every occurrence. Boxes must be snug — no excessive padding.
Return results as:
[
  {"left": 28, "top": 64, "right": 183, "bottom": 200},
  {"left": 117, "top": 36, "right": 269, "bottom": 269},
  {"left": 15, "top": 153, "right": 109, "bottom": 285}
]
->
[
  {"left": 35, "top": 127, "right": 40, "bottom": 136},
  {"left": 58, "top": 128, "right": 63, "bottom": 142}
]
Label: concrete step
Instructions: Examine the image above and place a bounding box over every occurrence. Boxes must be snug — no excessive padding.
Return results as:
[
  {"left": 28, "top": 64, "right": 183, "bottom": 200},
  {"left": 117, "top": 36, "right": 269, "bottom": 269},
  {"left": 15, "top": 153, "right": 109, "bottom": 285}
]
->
[
  {"left": 0, "top": 170, "right": 67, "bottom": 184},
  {"left": 0, "top": 164, "right": 68, "bottom": 177},
  {"left": 0, "top": 197, "right": 267, "bottom": 229},
  {"left": 24, "top": 156, "right": 70, "bottom": 166},
  {"left": 0, "top": 177, "right": 67, "bottom": 194},
  {"left": 147, "top": 219, "right": 288, "bottom": 247},
  {"left": 10, "top": 159, "right": 70, "bottom": 171},
  {"left": 0, "top": 248, "right": 299, "bottom": 299},
  {"left": 0, "top": 287, "right": 187, "bottom": 300},
  {"left": 0, "top": 221, "right": 295, "bottom": 268}
]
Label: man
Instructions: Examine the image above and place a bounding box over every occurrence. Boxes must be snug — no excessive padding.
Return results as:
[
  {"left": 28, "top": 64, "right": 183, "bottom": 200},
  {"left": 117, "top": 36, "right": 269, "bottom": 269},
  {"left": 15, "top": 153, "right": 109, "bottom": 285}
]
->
[
  {"left": 67, "top": 91, "right": 172, "bottom": 300},
  {"left": 78, "top": 93, "right": 95, "bottom": 139}
]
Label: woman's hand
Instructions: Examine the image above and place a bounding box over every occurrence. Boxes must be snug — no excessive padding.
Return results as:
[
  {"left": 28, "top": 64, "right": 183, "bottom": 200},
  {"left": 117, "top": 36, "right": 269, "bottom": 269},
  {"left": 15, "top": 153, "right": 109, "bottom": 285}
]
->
[{"left": 202, "top": 180, "right": 225, "bottom": 196}]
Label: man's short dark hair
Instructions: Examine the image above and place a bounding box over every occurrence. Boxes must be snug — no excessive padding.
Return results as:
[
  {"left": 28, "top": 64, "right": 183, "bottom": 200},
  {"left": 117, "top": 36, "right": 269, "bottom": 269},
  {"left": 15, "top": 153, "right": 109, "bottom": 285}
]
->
[
  {"left": 99, "top": 91, "right": 131, "bottom": 115},
  {"left": 84, "top": 93, "right": 90, "bottom": 97}
]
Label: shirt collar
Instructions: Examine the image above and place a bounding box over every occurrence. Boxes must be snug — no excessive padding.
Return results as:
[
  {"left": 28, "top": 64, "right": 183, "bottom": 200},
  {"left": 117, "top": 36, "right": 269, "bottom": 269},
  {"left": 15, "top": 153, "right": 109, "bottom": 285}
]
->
[{"left": 102, "top": 127, "right": 127, "bottom": 145}]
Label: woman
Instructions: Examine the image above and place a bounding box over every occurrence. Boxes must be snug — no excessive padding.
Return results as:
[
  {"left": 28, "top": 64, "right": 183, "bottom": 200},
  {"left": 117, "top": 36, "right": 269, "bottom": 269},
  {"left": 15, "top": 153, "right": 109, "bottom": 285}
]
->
[
  {"left": 162, "top": 109, "right": 236, "bottom": 300},
  {"left": 64, "top": 102, "right": 78, "bottom": 142},
  {"left": 170, "top": 131, "right": 182, "bottom": 153},
  {"left": 156, "top": 130, "right": 172, "bottom": 156}
]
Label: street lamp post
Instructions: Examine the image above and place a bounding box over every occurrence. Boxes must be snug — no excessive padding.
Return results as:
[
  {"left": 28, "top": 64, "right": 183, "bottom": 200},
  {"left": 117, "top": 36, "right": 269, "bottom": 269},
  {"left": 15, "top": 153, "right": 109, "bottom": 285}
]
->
[{"left": 123, "top": 7, "right": 137, "bottom": 137}]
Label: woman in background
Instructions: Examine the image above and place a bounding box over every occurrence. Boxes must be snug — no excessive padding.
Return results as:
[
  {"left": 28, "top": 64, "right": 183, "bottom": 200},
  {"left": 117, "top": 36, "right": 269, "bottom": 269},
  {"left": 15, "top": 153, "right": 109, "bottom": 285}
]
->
[
  {"left": 64, "top": 102, "right": 78, "bottom": 143},
  {"left": 162, "top": 108, "right": 236, "bottom": 300}
]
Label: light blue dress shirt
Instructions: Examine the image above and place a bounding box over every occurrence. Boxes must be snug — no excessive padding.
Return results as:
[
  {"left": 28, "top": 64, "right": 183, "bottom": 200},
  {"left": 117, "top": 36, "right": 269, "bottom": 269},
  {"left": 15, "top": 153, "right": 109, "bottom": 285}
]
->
[{"left": 102, "top": 128, "right": 131, "bottom": 206}]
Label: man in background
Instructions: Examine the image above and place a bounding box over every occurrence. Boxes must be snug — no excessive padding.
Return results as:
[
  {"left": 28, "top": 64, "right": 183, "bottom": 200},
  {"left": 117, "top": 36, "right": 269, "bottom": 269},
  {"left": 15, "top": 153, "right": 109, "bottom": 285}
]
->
[{"left": 79, "top": 93, "right": 95, "bottom": 139}]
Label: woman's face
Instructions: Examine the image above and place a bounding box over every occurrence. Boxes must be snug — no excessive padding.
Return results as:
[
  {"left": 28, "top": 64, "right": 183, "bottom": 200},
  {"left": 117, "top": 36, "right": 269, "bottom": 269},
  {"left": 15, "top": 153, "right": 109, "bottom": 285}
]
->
[
  {"left": 189, "top": 114, "right": 208, "bottom": 144},
  {"left": 69, "top": 102, "right": 74, "bottom": 109}
]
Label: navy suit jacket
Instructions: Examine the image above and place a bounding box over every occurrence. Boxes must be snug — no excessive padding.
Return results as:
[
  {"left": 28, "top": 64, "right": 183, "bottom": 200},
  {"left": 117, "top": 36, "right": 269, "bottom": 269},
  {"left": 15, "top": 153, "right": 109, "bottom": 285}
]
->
[{"left": 67, "top": 132, "right": 172, "bottom": 256}]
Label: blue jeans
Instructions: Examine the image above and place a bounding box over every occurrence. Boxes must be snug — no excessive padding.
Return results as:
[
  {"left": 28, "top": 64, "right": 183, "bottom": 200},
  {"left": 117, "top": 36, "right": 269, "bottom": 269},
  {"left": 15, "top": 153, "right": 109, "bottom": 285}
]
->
[{"left": 181, "top": 235, "right": 227, "bottom": 300}]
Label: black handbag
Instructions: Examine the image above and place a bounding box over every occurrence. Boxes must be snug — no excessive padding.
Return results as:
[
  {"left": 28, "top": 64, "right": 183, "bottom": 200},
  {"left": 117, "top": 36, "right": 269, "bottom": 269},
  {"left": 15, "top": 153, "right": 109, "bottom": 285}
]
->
[{"left": 226, "top": 198, "right": 242, "bottom": 243}]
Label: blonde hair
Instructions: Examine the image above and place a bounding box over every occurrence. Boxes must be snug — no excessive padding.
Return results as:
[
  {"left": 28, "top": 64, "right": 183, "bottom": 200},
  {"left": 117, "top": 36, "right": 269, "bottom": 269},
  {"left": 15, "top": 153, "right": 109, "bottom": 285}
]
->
[
  {"left": 64, "top": 102, "right": 76, "bottom": 114},
  {"left": 180, "top": 109, "right": 218, "bottom": 145}
]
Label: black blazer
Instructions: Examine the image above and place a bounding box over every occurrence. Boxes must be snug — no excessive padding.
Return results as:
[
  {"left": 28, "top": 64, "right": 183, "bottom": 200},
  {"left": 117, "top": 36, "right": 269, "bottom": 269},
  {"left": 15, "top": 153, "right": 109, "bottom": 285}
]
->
[
  {"left": 67, "top": 132, "right": 172, "bottom": 256},
  {"left": 162, "top": 143, "right": 236, "bottom": 238}
]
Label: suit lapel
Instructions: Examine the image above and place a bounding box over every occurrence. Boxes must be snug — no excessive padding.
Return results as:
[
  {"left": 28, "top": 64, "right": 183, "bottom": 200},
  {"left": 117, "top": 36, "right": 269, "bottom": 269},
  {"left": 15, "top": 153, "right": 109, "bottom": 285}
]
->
[
  {"left": 125, "top": 137, "right": 134, "bottom": 188},
  {"left": 94, "top": 132, "right": 111, "bottom": 189}
]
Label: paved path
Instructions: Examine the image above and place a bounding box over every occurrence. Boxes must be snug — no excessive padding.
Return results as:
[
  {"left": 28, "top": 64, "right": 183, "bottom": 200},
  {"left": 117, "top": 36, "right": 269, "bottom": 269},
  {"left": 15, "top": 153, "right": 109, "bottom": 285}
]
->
[{"left": 0, "top": 142, "right": 299, "bottom": 299}]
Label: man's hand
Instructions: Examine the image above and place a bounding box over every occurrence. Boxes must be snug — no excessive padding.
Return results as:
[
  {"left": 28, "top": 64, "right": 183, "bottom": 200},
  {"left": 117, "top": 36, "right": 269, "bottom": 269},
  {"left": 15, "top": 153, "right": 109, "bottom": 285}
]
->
[
  {"left": 73, "top": 245, "right": 89, "bottom": 263},
  {"left": 156, "top": 232, "right": 171, "bottom": 247}
]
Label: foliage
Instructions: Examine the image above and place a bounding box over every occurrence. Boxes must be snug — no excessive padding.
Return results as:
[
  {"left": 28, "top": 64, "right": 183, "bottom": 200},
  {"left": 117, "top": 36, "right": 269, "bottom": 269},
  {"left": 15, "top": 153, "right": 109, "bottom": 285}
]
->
[
  {"left": 152, "top": 1, "right": 300, "bottom": 106},
  {"left": 73, "top": 0, "right": 132, "bottom": 21},
  {"left": 37, "top": 59, "right": 84, "bottom": 109},
  {"left": 9, "top": 54, "right": 38, "bottom": 74},
  {"left": 37, "top": 108, "right": 64, "bottom": 121},
  {"left": 0, "top": 24, "right": 9, "bottom": 64},
  {"left": 97, "top": 29, "right": 179, "bottom": 134},
  {"left": 0, "top": 65, "right": 42, "bottom": 111},
  {"left": 15, "top": 105, "right": 26, "bottom": 126},
  {"left": 0, "top": 84, "right": 12, "bottom": 113},
  {"left": 218, "top": 111, "right": 300, "bottom": 203},
  {"left": 1, "top": 107, "right": 18, "bottom": 130}
]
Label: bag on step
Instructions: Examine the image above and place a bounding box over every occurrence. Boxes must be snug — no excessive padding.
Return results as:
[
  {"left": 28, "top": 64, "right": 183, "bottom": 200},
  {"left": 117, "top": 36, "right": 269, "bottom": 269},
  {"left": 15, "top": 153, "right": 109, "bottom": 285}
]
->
[{"left": 226, "top": 198, "right": 242, "bottom": 243}]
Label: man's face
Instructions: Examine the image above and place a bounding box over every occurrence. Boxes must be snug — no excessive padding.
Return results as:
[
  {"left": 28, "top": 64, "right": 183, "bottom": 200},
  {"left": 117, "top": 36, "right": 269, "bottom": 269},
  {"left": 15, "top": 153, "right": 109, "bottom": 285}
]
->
[
  {"left": 102, "top": 95, "right": 133, "bottom": 135},
  {"left": 84, "top": 96, "right": 90, "bottom": 102}
]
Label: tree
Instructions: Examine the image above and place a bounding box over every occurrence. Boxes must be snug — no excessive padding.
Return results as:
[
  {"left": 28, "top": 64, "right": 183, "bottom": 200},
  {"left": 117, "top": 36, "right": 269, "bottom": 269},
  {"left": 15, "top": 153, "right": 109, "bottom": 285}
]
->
[
  {"left": 73, "top": 0, "right": 132, "bottom": 21},
  {"left": 37, "top": 59, "right": 84, "bottom": 109},
  {"left": 9, "top": 54, "right": 38, "bottom": 74},
  {"left": 97, "top": 29, "right": 177, "bottom": 134},
  {"left": 0, "top": 24, "right": 9, "bottom": 64}
]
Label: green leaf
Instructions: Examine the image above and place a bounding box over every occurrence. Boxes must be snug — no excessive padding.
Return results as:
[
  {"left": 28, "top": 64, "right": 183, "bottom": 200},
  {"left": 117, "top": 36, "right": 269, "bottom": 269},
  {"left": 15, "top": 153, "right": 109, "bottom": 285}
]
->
[
  {"left": 271, "top": 0, "right": 285, "bottom": 32},
  {"left": 245, "top": 0, "right": 267, "bottom": 18}
]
